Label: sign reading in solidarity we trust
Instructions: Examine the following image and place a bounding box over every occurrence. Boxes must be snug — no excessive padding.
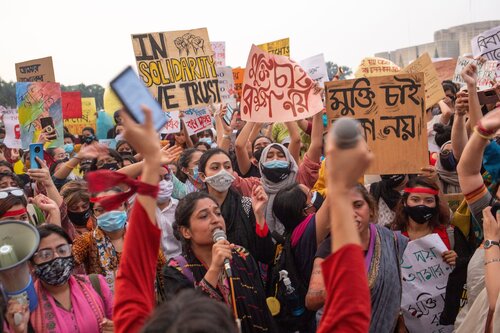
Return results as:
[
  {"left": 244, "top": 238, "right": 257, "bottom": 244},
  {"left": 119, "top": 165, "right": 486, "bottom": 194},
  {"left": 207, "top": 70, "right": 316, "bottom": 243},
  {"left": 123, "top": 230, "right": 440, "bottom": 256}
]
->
[
  {"left": 325, "top": 73, "right": 428, "bottom": 175},
  {"left": 131, "top": 28, "right": 220, "bottom": 111}
]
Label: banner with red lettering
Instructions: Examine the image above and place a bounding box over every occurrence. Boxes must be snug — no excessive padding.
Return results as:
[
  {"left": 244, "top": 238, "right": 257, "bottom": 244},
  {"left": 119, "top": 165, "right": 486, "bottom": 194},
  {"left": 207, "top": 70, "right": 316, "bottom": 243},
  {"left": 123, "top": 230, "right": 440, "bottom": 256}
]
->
[{"left": 182, "top": 107, "right": 213, "bottom": 136}]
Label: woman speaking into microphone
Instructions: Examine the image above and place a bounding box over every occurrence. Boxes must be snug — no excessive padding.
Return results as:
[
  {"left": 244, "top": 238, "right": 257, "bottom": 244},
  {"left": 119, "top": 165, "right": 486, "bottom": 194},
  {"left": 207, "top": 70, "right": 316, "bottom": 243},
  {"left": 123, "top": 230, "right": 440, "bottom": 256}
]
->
[{"left": 162, "top": 191, "right": 276, "bottom": 333}]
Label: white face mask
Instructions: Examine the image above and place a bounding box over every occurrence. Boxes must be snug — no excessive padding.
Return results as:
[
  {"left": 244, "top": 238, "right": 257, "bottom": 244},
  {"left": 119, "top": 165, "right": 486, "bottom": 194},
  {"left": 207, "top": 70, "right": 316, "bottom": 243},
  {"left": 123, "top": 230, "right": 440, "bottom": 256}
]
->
[
  {"left": 157, "top": 179, "right": 173, "bottom": 203},
  {"left": 204, "top": 169, "right": 235, "bottom": 192}
]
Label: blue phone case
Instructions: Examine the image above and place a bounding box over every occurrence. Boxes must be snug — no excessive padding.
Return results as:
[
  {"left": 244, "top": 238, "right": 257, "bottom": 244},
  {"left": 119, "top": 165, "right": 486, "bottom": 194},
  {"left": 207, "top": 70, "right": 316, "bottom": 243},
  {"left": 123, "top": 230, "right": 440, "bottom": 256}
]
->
[{"left": 29, "top": 143, "right": 44, "bottom": 169}]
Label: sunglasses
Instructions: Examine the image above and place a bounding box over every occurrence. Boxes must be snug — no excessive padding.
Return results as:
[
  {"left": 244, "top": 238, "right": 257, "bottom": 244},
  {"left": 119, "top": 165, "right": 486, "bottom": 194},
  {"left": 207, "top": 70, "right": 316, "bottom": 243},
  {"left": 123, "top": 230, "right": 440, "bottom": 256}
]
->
[{"left": 0, "top": 189, "right": 24, "bottom": 199}]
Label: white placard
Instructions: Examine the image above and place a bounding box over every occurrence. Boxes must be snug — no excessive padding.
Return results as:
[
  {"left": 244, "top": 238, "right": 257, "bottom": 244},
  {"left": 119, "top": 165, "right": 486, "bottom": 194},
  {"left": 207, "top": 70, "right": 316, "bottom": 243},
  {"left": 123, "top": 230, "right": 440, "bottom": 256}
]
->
[
  {"left": 452, "top": 56, "right": 497, "bottom": 90},
  {"left": 182, "top": 107, "right": 213, "bottom": 136},
  {"left": 300, "top": 53, "right": 329, "bottom": 85},
  {"left": 216, "top": 66, "right": 237, "bottom": 109},
  {"left": 1, "top": 107, "right": 22, "bottom": 149}
]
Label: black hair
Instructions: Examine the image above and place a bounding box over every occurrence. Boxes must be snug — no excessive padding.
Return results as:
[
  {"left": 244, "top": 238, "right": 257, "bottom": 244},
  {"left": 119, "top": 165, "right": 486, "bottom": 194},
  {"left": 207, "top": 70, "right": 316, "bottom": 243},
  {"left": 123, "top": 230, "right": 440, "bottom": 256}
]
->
[
  {"left": 0, "top": 128, "right": 5, "bottom": 135},
  {"left": 90, "top": 148, "right": 124, "bottom": 171},
  {"left": 0, "top": 171, "right": 22, "bottom": 188},
  {"left": 196, "top": 129, "right": 214, "bottom": 139},
  {"left": 49, "top": 160, "right": 64, "bottom": 175},
  {"left": 442, "top": 80, "right": 458, "bottom": 96},
  {"left": 173, "top": 192, "right": 218, "bottom": 245},
  {"left": 194, "top": 141, "right": 211, "bottom": 151},
  {"left": 198, "top": 148, "right": 231, "bottom": 174},
  {"left": 121, "top": 154, "right": 137, "bottom": 165},
  {"left": 177, "top": 148, "right": 203, "bottom": 182},
  {"left": 141, "top": 289, "right": 237, "bottom": 333},
  {"left": 433, "top": 123, "right": 452, "bottom": 148},
  {"left": 0, "top": 160, "right": 13, "bottom": 172},
  {"left": 251, "top": 135, "right": 272, "bottom": 152},
  {"left": 272, "top": 183, "right": 307, "bottom": 232},
  {"left": 63, "top": 133, "right": 75, "bottom": 142},
  {"left": 82, "top": 127, "right": 95, "bottom": 135},
  {"left": 37, "top": 224, "right": 72, "bottom": 245}
]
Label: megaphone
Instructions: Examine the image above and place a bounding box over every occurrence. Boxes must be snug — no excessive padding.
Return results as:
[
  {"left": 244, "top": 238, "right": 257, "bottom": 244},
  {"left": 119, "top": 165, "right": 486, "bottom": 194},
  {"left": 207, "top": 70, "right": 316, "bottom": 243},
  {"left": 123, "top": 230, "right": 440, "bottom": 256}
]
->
[{"left": 0, "top": 220, "right": 40, "bottom": 312}]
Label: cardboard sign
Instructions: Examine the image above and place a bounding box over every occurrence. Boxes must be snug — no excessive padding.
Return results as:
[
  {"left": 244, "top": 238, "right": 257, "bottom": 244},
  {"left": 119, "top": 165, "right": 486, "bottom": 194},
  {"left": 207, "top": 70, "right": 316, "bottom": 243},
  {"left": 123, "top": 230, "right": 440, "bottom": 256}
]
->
[
  {"left": 401, "top": 234, "right": 454, "bottom": 333},
  {"left": 402, "top": 53, "right": 446, "bottom": 108},
  {"left": 131, "top": 27, "right": 220, "bottom": 111},
  {"left": 257, "top": 38, "right": 290, "bottom": 56},
  {"left": 64, "top": 97, "right": 96, "bottom": 135},
  {"left": 216, "top": 67, "right": 237, "bottom": 108},
  {"left": 15, "top": 56, "right": 56, "bottom": 83},
  {"left": 62, "top": 91, "right": 83, "bottom": 119},
  {"left": 433, "top": 59, "right": 457, "bottom": 82},
  {"left": 452, "top": 56, "right": 497, "bottom": 90},
  {"left": 160, "top": 110, "right": 181, "bottom": 134},
  {"left": 232, "top": 67, "right": 245, "bottom": 101},
  {"left": 471, "top": 25, "right": 500, "bottom": 62},
  {"left": 182, "top": 107, "right": 213, "bottom": 136},
  {"left": 300, "top": 54, "right": 329, "bottom": 85},
  {"left": 355, "top": 57, "right": 400, "bottom": 78},
  {"left": 16, "top": 82, "right": 64, "bottom": 149},
  {"left": 241, "top": 45, "right": 323, "bottom": 123},
  {"left": 325, "top": 73, "right": 427, "bottom": 175},
  {"left": 443, "top": 193, "right": 464, "bottom": 213},
  {"left": 0, "top": 107, "right": 22, "bottom": 149},
  {"left": 211, "top": 41, "right": 226, "bottom": 67}
]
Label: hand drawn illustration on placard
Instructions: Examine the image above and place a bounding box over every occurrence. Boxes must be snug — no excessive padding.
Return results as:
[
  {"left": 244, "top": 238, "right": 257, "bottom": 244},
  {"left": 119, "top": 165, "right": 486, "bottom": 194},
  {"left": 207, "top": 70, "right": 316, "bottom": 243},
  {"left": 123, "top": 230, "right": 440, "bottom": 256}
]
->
[{"left": 174, "top": 33, "right": 206, "bottom": 56}]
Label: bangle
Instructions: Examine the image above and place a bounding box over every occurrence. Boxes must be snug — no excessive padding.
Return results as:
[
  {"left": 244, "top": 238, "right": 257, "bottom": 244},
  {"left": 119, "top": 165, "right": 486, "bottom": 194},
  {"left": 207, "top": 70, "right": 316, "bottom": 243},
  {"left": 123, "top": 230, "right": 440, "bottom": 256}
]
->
[
  {"left": 477, "top": 121, "right": 495, "bottom": 136},
  {"left": 484, "top": 258, "right": 500, "bottom": 265},
  {"left": 473, "top": 126, "right": 494, "bottom": 140}
]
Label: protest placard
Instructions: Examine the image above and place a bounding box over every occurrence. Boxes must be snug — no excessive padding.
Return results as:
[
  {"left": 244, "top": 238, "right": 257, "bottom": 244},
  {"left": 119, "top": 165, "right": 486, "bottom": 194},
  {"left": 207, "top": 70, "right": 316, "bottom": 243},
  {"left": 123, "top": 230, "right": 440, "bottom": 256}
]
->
[
  {"left": 64, "top": 97, "right": 96, "bottom": 135},
  {"left": 216, "top": 67, "right": 237, "bottom": 108},
  {"left": 0, "top": 106, "right": 22, "bottom": 149},
  {"left": 211, "top": 41, "right": 226, "bottom": 67},
  {"left": 325, "top": 73, "right": 427, "bottom": 175},
  {"left": 131, "top": 27, "right": 220, "bottom": 111},
  {"left": 299, "top": 54, "right": 329, "bottom": 86},
  {"left": 433, "top": 59, "right": 457, "bottom": 82},
  {"left": 355, "top": 57, "right": 400, "bottom": 78},
  {"left": 160, "top": 110, "right": 181, "bottom": 134},
  {"left": 16, "top": 82, "right": 63, "bottom": 149},
  {"left": 452, "top": 56, "right": 497, "bottom": 90},
  {"left": 232, "top": 67, "right": 245, "bottom": 101},
  {"left": 241, "top": 45, "right": 323, "bottom": 123},
  {"left": 99, "top": 139, "right": 117, "bottom": 149},
  {"left": 62, "top": 91, "right": 82, "bottom": 119},
  {"left": 471, "top": 25, "right": 500, "bottom": 62},
  {"left": 401, "top": 234, "right": 454, "bottom": 333},
  {"left": 402, "top": 53, "right": 446, "bottom": 108},
  {"left": 257, "top": 38, "right": 290, "bottom": 56},
  {"left": 182, "top": 107, "right": 213, "bottom": 136},
  {"left": 15, "top": 56, "right": 56, "bottom": 83}
]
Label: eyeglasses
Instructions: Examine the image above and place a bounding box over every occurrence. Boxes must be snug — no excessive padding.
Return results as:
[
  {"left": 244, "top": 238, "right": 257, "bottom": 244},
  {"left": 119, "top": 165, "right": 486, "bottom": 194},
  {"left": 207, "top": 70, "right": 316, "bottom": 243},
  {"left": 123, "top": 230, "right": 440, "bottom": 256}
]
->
[
  {"left": 96, "top": 158, "right": 117, "bottom": 168},
  {"left": 33, "top": 244, "right": 72, "bottom": 263},
  {"left": 0, "top": 189, "right": 24, "bottom": 199}
]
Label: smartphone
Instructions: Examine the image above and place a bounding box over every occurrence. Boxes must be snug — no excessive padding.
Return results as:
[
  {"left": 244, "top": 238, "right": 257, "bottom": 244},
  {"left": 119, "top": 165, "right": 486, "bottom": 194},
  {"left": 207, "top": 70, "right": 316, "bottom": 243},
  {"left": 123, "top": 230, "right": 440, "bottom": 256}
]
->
[
  {"left": 223, "top": 104, "right": 235, "bottom": 127},
  {"left": 477, "top": 88, "right": 500, "bottom": 105},
  {"left": 492, "top": 202, "right": 500, "bottom": 217},
  {"left": 29, "top": 143, "right": 44, "bottom": 169},
  {"left": 110, "top": 66, "right": 167, "bottom": 131},
  {"left": 40, "top": 117, "right": 57, "bottom": 140}
]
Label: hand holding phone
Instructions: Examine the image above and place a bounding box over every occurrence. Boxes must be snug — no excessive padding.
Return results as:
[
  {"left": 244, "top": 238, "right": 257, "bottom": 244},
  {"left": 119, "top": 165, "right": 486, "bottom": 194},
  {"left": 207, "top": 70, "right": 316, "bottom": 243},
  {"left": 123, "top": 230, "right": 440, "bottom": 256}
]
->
[
  {"left": 40, "top": 117, "right": 57, "bottom": 140},
  {"left": 29, "top": 143, "right": 44, "bottom": 169}
]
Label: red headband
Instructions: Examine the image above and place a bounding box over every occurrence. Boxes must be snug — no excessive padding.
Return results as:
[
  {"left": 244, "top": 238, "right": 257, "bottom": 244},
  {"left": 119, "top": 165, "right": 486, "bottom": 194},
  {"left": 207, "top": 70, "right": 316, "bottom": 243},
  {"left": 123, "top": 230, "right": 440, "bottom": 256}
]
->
[
  {"left": 1, "top": 207, "right": 27, "bottom": 218},
  {"left": 86, "top": 170, "right": 159, "bottom": 211},
  {"left": 404, "top": 187, "right": 439, "bottom": 195}
]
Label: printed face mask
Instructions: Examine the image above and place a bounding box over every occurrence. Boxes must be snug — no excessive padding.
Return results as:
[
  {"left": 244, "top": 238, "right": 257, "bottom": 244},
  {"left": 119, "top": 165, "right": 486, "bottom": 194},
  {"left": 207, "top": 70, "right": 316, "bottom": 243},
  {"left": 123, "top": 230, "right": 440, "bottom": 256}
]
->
[
  {"left": 34, "top": 256, "right": 74, "bottom": 286},
  {"left": 204, "top": 169, "right": 235, "bottom": 192},
  {"left": 97, "top": 210, "right": 127, "bottom": 232},
  {"left": 157, "top": 179, "right": 174, "bottom": 203},
  {"left": 404, "top": 205, "right": 437, "bottom": 224}
]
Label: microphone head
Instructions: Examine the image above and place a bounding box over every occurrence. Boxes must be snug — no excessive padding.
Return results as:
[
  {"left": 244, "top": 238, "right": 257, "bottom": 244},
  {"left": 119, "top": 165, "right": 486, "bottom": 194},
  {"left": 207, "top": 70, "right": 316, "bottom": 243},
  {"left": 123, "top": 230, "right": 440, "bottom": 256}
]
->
[
  {"left": 330, "top": 118, "right": 362, "bottom": 149},
  {"left": 212, "top": 228, "right": 227, "bottom": 243}
]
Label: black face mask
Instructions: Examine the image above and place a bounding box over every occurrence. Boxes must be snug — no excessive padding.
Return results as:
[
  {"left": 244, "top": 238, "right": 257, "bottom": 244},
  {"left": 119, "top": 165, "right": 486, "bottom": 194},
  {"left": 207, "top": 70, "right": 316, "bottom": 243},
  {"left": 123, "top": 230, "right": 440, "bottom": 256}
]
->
[
  {"left": 82, "top": 135, "right": 95, "bottom": 145},
  {"left": 312, "top": 191, "right": 325, "bottom": 211},
  {"left": 261, "top": 165, "right": 291, "bottom": 183},
  {"left": 381, "top": 174, "right": 406, "bottom": 188},
  {"left": 99, "top": 163, "right": 119, "bottom": 171},
  {"left": 404, "top": 205, "right": 437, "bottom": 224},
  {"left": 439, "top": 150, "right": 457, "bottom": 172},
  {"left": 253, "top": 147, "right": 264, "bottom": 162},
  {"left": 68, "top": 209, "right": 91, "bottom": 227}
]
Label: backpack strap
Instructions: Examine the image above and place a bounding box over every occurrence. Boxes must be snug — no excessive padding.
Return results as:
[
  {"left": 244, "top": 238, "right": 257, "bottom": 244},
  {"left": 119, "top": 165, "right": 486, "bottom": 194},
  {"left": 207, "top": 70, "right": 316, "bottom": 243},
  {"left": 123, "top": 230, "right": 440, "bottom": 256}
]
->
[
  {"left": 89, "top": 274, "right": 103, "bottom": 300},
  {"left": 173, "top": 255, "right": 195, "bottom": 284}
]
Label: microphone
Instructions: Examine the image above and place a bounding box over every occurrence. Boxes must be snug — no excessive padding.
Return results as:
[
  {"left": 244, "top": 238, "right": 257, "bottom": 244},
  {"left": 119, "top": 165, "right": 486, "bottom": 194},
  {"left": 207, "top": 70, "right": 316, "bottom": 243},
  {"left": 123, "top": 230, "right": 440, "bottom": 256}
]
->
[
  {"left": 212, "top": 229, "right": 232, "bottom": 277},
  {"left": 330, "top": 118, "right": 362, "bottom": 149}
]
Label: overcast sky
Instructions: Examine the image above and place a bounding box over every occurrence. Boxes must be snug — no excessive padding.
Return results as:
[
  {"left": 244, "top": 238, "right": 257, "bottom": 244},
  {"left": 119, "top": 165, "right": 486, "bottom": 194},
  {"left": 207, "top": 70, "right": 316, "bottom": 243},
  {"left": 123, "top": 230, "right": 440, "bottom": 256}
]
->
[{"left": 1, "top": 0, "right": 499, "bottom": 86}]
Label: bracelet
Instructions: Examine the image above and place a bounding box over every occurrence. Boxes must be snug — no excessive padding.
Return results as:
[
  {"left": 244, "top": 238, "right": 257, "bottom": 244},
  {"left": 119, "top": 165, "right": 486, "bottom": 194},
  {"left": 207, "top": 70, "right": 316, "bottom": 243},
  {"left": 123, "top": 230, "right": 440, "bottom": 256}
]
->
[
  {"left": 477, "top": 121, "right": 495, "bottom": 136},
  {"left": 473, "top": 126, "right": 495, "bottom": 140},
  {"left": 484, "top": 258, "right": 500, "bottom": 265}
]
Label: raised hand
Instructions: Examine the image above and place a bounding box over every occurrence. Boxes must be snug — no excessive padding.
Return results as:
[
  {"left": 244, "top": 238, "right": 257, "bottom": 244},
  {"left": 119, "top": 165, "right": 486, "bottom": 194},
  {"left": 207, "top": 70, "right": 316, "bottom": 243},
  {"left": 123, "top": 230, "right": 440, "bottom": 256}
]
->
[
  {"left": 251, "top": 184, "right": 268, "bottom": 219},
  {"left": 160, "top": 144, "right": 183, "bottom": 165},
  {"left": 27, "top": 157, "right": 52, "bottom": 187},
  {"left": 461, "top": 62, "right": 477, "bottom": 86}
]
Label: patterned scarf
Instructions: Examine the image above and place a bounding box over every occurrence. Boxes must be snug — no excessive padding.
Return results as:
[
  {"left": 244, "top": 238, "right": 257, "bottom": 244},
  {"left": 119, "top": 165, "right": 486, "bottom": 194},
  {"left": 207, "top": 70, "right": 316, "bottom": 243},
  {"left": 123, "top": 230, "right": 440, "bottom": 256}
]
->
[{"left": 94, "top": 227, "right": 118, "bottom": 292}]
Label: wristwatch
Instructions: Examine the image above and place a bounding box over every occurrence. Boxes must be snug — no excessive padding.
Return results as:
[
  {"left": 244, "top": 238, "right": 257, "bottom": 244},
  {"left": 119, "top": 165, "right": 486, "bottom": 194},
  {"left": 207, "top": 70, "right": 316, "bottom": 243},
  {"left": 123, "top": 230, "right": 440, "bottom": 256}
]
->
[{"left": 484, "top": 240, "right": 500, "bottom": 249}]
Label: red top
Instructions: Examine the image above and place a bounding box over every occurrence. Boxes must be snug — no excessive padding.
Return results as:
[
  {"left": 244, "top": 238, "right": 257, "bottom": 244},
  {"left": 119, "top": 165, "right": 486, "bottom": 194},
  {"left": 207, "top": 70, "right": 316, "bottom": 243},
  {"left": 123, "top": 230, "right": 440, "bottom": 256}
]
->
[
  {"left": 402, "top": 226, "right": 451, "bottom": 250},
  {"left": 113, "top": 201, "right": 161, "bottom": 333},
  {"left": 317, "top": 244, "right": 371, "bottom": 333}
]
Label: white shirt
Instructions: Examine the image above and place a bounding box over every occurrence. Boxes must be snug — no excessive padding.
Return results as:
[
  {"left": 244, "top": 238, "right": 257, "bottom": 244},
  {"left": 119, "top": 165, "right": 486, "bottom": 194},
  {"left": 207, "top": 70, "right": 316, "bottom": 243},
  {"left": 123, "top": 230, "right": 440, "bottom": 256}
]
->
[{"left": 156, "top": 198, "right": 181, "bottom": 260}]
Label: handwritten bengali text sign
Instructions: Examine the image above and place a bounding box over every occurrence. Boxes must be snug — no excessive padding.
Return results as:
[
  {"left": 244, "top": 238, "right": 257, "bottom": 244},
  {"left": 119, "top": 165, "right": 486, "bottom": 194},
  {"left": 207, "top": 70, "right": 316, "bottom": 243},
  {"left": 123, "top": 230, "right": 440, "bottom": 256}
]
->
[
  {"left": 241, "top": 45, "right": 323, "bottom": 123},
  {"left": 15, "top": 56, "right": 56, "bottom": 82},
  {"left": 452, "top": 56, "right": 497, "bottom": 90},
  {"left": 325, "top": 73, "right": 428, "bottom": 174},
  {"left": 132, "top": 28, "right": 220, "bottom": 111},
  {"left": 182, "top": 107, "right": 213, "bottom": 136}
]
